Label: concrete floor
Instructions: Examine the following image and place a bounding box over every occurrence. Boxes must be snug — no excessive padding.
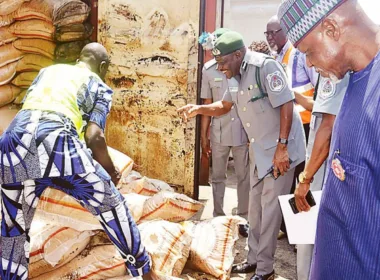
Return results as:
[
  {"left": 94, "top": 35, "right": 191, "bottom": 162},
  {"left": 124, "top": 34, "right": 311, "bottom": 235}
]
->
[{"left": 194, "top": 160, "right": 296, "bottom": 280}]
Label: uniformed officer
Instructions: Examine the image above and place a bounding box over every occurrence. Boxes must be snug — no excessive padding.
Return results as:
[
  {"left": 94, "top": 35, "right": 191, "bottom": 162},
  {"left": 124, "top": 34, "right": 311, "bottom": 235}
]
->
[
  {"left": 178, "top": 31, "right": 306, "bottom": 280},
  {"left": 295, "top": 74, "right": 349, "bottom": 280},
  {"left": 200, "top": 29, "right": 250, "bottom": 229}
]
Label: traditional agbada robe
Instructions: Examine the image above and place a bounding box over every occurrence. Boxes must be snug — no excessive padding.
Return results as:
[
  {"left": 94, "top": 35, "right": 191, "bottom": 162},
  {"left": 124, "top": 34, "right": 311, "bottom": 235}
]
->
[{"left": 310, "top": 51, "right": 380, "bottom": 279}]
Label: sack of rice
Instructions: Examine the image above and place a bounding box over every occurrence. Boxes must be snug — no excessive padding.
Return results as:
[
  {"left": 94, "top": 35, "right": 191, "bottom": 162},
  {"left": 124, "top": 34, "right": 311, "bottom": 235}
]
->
[
  {"left": 14, "top": 38, "right": 56, "bottom": 59},
  {"left": 12, "top": 71, "right": 38, "bottom": 88},
  {"left": 14, "top": 0, "right": 53, "bottom": 22},
  {"left": 55, "top": 22, "right": 93, "bottom": 42},
  {"left": 120, "top": 176, "right": 174, "bottom": 196},
  {"left": 0, "top": 84, "right": 21, "bottom": 106},
  {"left": 108, "top": 146, "right": 134, "bottom": 178},
  {"left": 15, "top": 54, "right": 53, "bottom": 73},
  {"left": 32, "top": 245, "right": 126, "bottom": 280},
  {"left": 0, "top": 43, "right": 23, "bottom": 68},
  {"left": 9, "top": 20, "right": 54, "bottom": 41},
  {"left": 36, "top": 188, "right": 102, "bottom": 231},
  {"left": 0, "top": 104, "right": 19, "bottom": 135},
  {"left": 183, "top": 216, "right": 245, "bottom": 279},
  {"left": 52, "top": 0, "right": 91, "bottom": 27},
  {"left": 118, "top": 170, "right": 142, "bottom": 188},
  {"left": 138, "top": 220, "right": 192, "bottom": 277},
  {"left": 13, "top": 89, "right": 27, "bottom": 104},
  {"left": 0, "top": 13, "right": 15, "bottom": 28},
  {"left": 0, "top": 60, "right": 18, "bottom": 85},
  {"left": 37, "top": 184, "right": 147, "bottom": 231},
  {"left": 55, "top": 40, "right": 89, "bottom": 63},
  {"left": 0, "top": 0, "right": 31, "bottom": 16},
  {"left": 140, "top": 191, "right": 203, "bottom": 223},
  {"left": 180, "top": 272, "right": 218, "bottom": 280},
  {"left": 124, "top": 193, "right": 150, "bottom": 222},
  {"left": 0, "top": 26, "right": 17, "bottom": 46},
  {"left": 29, "top": 226, "right": 94, "bottom": 278}
]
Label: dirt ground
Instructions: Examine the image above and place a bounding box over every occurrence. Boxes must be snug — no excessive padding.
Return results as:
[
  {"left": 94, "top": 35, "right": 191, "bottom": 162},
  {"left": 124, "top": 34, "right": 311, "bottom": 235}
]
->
[{"left": 194, "top": 160, "right": 297, "bottom": 280}]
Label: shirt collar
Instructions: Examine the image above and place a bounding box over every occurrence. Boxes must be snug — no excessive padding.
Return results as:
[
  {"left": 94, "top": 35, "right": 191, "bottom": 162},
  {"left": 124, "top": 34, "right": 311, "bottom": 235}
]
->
[
  {"left": 276, "top": 40, "right": 292, "bottom": 63},
  {"left": 240, "top": 50, "right": 251, "bottom": 75}
]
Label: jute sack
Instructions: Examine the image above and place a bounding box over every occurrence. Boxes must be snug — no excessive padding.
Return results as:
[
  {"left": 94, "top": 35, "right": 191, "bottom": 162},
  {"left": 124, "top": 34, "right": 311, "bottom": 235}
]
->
[
  {"left": 0, "top": 0, "right": 31, "bottom": 16},
  {"left": 0, "top": 26, "right": 17, "bottom": 46},
  {"left": 14, "top": 38, "right": 55, "bottom": 59},
  {"left": 29, "top": 226, "right": 94, "bottom": 278},
  {"left": 15, "top": 54, "right": 53, "bottom": 73},
  {"left": 0, "top": 105, "right": 19, "bottom": 135},
  {"left": 0, "top": 84, "right": 21, "bottom": 107},
  {"left": 55, "top": 22, "right": 93, "bottom": 42},
  {"left": 12, "top": 71, "right": 38, "bottom": 88},
  {"left": 55, "top": 40, "right": 89, "bottom": 63},
  {"left": 139, "top": 191, "right": 203, "bottom": 223},
  {"left": 120, "top": 177, "right": 174, "bottom": 196},
  {"left": 0, "top": 60, "right": 18, "bottom": 85},
  {"left": 32, "top": 245, "right": 126, "bottom": 280},
  {"left": 51, "top": 0, "right": 91, "bottom": 27},
  {"left": 9, "top": 19, "right": 54, "bottom": 41},
  {"left": 183, "top": 216, "right": 246, "bottom": 279},
  {"left": 138, "top": 220, "right": 192, "bottom": 277},
  {"left": 0, "top": 43, "right": 23, "bottom": 68}
]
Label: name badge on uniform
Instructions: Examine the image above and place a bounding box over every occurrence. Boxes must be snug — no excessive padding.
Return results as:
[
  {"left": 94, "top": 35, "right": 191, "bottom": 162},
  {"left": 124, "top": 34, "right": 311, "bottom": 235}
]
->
[
  {"left": 214, "top": 78, "right": 223, "bottom": 82},
  {"left": 310, "top": 115, "right": 316, "bottom": 130},
  {"left": 229, "top": 87, "right": 238, "bottom": 93}
]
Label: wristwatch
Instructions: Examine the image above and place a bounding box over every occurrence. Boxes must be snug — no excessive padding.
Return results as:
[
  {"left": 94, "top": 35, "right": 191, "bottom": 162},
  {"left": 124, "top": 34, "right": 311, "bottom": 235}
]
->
[
  {"left": 277, "top": 138, "right": 288, "bottom": 145},
  {"left": 299, "top": 171, "right": 314, "bottom": 184}
]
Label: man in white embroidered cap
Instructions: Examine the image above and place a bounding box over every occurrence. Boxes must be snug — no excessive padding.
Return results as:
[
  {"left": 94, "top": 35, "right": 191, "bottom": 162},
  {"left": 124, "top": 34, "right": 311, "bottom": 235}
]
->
[{"left": 278, "top": 0, "right": 380, "bottom": 279}]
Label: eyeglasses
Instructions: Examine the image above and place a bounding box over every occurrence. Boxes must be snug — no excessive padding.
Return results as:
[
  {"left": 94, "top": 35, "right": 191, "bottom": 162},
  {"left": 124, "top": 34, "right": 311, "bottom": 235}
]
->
[{"left": 264, "top": 29, "right": 283, "bottom": 37}]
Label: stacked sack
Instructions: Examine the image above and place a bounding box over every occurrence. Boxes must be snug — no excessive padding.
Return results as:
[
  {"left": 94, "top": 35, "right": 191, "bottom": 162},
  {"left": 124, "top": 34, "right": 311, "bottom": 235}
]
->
[
  {"left": 0, "top": 0, "right": 93, "bottom": 125},
  {"left": 28, "top": 146, "right": 246, "bottom": 279}
]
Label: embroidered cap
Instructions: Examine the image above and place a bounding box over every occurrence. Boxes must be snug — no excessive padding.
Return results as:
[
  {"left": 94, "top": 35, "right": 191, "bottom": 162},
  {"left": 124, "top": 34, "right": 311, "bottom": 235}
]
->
[
  {"left": 277, "top": 0, "right": 347, "bottom": 46},
  {"left": 212, "top": 31, "right": 245, "bottom": 57}
]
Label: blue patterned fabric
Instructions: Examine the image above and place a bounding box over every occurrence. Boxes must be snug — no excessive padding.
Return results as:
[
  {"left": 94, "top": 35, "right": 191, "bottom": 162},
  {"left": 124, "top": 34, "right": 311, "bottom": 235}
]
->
[
  {"left": 310, "top": 51, "right": 380, "bottom": 279},
  {"left": 0, "top": 64, "right": 151, "bottom": 279},
  {"left": 1, "top": 163, "right": 151, "bottom": 279}
]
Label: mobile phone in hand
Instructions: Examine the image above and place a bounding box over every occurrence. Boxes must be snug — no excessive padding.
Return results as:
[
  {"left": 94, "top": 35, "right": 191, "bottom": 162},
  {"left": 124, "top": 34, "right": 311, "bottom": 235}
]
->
[{"left": 289, "top": 191, "right": 316, "bottom": 214}]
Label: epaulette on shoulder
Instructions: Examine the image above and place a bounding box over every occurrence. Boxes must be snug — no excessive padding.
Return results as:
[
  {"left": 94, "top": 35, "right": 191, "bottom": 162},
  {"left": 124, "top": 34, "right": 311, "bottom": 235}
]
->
[
  {"left": 247, "top": 51, "right": 270, "bottom": 67},
  {"left": 204, "top": 59, "right": 217, "bottom": 70}
]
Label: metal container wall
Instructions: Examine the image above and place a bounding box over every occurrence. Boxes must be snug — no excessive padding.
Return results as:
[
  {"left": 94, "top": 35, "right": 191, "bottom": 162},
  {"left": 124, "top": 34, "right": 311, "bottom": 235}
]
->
[{"left": 98, "top": 0, "right": 200, "bottom": 196}]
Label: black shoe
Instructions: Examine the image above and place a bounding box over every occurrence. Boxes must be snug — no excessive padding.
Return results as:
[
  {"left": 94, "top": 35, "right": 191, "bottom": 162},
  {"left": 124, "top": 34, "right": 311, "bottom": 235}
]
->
[
  {"left": 231, "top": 261, "right": 257, "bottom": 274},
  {"left": 250, "top": 270, "right": 275, "bottom": 280},
  {"left": 238, "top": 224, "right": 249, "bottom": 238}
]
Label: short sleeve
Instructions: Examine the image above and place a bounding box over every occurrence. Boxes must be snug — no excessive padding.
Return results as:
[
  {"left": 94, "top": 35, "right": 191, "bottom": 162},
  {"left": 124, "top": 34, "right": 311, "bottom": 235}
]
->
[
  {"left": 313, "top": 75, "right": 349, "bottom": 116},
  {"left": 222, "top": 86, "right": 233, "bottom": 103},
  {"left": 262, "top": 59, "right": 294, "bottom": 108},
  {"left": 200, "top": 66, "right": 212, "bottom": 99},
  {"left": 79, "top": 76, "right": 114, "bottom": 132}
]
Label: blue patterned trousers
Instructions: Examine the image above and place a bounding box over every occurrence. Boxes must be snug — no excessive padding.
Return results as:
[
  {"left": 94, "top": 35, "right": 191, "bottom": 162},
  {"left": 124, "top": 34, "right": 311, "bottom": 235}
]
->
[{"left": 0, "top": 163, "right": 151, "bottom": 280}]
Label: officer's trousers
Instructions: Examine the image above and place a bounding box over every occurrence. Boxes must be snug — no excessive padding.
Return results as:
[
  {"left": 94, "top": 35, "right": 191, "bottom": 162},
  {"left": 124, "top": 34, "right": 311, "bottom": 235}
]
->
[
  {"left": 211, "top": 142, "right": 250, "bottom": 217},
  {"left": 247, "top": 166, "right": 295, "bottom": 275},
  {"left": 0, "top": 164, "right": 151, "bottom": 280}
]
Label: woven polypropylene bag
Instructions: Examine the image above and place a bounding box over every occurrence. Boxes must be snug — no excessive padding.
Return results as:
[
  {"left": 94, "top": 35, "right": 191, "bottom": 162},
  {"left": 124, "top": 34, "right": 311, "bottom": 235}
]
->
[
  {"left": 138, "top": 220, "right": 192, "bottom": 277},
  {"left": 139, "top": 191, "right": 203, "bottom": 223},
  {"left": 183, "top": 216, "right": 246, "bottom": 279}
]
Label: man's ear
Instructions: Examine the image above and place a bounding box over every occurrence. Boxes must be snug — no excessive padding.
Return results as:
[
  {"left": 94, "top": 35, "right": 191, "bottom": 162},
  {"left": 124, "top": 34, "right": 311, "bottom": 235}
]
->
[
  {"left": 321, "top": 18, "right": 340, "bottom": 42},
  {"left": 99, "top": 61, "right": 107, "bottom": 74}
]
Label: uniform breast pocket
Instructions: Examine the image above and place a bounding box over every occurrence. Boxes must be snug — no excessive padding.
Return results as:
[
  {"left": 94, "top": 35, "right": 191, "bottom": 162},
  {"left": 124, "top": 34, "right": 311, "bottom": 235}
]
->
[
  {"left": 211, "top": 85, "right": 222, "bottom": 101},
  {"left": 248, "top": 99, "right": 265, "bottom": 114}
]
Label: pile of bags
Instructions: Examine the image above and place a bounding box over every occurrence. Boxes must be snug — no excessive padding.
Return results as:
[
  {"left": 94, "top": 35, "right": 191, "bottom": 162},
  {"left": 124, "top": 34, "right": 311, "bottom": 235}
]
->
[
  {"left": 6, "top": 146, "right": 246, "bottom": 279},
  {"left": 0, "top": 0, "right": 93, "bottom": 120}
]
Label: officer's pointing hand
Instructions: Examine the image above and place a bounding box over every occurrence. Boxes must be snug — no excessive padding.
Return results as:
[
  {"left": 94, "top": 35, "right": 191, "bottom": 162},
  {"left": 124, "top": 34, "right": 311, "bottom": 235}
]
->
[{"left": 177, "top": 104, "right": 200, "bottom": 122}]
